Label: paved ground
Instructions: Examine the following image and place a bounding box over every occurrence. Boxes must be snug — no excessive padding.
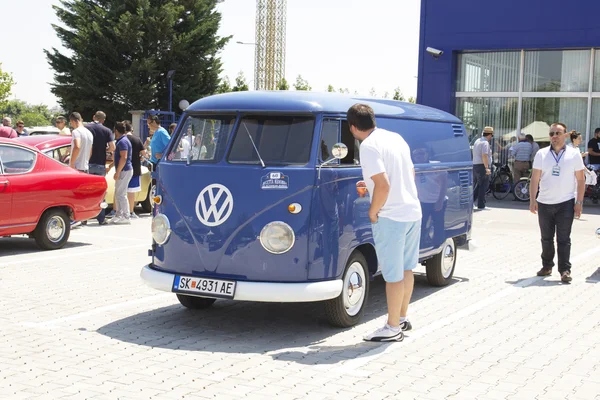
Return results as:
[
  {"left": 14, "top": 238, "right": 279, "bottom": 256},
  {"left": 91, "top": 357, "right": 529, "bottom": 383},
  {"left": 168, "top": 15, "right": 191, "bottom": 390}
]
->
[{"left": 1, "top": 199, "right": 599, "bottom": 400}]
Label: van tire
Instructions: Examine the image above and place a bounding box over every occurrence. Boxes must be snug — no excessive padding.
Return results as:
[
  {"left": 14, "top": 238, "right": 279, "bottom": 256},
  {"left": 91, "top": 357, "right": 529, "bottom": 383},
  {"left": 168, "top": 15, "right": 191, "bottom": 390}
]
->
[
  {"left": 324, "top": 252, "right": 369, "bottom": 328},
  {"left": 176, "top": 294, "right": 216, "bottom": 309},
  {"left": 424, "top": 238, "right": 457, "bottom": 287},
  {"left": 34, "top": 209, "right": 70, "bottom": 250}
]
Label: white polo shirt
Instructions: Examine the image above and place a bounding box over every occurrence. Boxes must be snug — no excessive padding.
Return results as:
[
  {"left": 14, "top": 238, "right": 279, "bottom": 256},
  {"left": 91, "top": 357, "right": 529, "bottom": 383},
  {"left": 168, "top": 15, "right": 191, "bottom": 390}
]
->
[
  {"left": 532, "top": 145, "right": 585, "bottom": 205},
  {"left": 359, "top": 128, "right": 422, "bottom": 222}
]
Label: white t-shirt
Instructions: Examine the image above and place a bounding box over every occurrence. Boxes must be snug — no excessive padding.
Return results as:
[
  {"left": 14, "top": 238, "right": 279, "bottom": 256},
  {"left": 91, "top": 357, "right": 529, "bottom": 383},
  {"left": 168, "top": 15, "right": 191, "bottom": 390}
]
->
[
  {"left": 359, "top": 128, "right": 422, "bottom": 222},
  {"left": 71, "top": 126, "right": 94, "bottom": 171},
  {"left": 532, "top": 145, "right": 585, "bottom": 205},
  {"left": 180, "top": 137, "right": 191, "bottom": 159}
]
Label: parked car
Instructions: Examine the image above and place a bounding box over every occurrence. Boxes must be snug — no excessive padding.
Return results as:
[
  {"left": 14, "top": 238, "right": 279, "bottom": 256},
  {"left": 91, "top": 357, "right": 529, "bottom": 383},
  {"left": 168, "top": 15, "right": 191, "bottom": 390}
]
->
[
  {"left": 23, "top": 126, "right": 60, "bottom": 136},
  {"left": 16, "top": 135, "right": 153, "bottom": 213},
  {"left": 0, "top": 138, "right": 107, "bottom": 250}
]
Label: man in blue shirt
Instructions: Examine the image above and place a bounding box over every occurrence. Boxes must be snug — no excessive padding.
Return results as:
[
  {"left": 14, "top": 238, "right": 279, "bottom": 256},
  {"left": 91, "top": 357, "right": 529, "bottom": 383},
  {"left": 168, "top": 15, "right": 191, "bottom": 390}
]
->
[
  {"left": 111, "top": 122, "right": 133, "bottom": 224},
  {"left": 144, "top": 115, "right": 171, "bottom": 169}
]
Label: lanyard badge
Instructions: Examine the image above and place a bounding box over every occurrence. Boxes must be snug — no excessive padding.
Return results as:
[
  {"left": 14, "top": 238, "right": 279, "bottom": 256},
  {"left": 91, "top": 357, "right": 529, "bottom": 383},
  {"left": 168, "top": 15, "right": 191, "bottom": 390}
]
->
[{"left": 551, "top": 149, "right": 565, "bottom": 177}]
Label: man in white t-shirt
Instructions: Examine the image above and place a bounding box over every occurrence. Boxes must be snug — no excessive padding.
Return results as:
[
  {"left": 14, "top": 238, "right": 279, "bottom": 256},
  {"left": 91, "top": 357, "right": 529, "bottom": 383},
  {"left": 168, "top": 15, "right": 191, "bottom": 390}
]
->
[
  {"left": 530, "top": 122, "right": 585, "bottom": 283},
  {"left": 347, "top": 104, "right": 422, "bottom": 342},
  {"left": 68, "top": 112, "right": 94, "bottom": 173}
]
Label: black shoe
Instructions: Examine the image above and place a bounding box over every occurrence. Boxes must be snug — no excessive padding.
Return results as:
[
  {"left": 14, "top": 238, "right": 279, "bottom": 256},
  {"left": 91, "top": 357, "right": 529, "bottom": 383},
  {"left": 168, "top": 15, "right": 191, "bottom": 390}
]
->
[
  {"left": 98, "top": 220, "right": 108, "bottom": 225},
  {"left": 537, "top": 267, "right": 552, "bottom": 276},
  {"left": 400, "top": 320, "right": 412, "bottom": 331},
  {"left": 561, "top": 271, "right": 572, "bottom": 283}
]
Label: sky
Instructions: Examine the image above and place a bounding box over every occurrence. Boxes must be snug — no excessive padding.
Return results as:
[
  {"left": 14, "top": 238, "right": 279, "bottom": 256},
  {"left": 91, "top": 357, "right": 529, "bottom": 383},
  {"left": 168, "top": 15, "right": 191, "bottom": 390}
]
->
[{"left": 0, "top": 0, "right": 421, "bottom": 109}]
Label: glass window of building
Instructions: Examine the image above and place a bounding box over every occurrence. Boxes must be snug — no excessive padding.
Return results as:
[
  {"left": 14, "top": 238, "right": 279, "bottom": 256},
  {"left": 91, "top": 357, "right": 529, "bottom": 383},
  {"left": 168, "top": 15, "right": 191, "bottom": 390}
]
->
[
  {"left": 457, "top": 52, "right": 520, "bottom": 92},
  {"left": 524, "top": 50, "right": 590, "bottom": 92}
]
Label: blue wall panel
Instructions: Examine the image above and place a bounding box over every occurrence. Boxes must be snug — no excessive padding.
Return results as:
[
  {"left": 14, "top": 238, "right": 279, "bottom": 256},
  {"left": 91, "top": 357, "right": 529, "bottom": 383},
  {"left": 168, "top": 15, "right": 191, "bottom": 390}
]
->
[{"left": 418, "top": 0, "right": 600, "bottom": 113}]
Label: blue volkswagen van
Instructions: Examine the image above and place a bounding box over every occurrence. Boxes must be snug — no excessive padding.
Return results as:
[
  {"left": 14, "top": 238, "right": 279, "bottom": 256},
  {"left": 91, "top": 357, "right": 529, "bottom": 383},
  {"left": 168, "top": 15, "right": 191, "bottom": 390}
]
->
[{"left": 141, "top": 91, "right": 473, "bottom": 327}]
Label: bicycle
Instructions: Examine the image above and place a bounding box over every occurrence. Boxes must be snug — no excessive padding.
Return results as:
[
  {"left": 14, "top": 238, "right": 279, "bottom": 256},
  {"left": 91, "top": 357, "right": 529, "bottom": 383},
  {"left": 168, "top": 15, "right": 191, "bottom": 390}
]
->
[
  {"left": 513, "top": 169, "right": 532, "bottom": 202},
  {"left": 487, "top": 162, "right": 513, "bottom": 200}
]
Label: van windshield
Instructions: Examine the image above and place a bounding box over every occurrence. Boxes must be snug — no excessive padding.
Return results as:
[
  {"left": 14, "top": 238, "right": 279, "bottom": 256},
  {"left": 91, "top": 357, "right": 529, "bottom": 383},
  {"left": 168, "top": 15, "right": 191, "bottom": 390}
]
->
[
  {"left": 168, "top": 115, "right": 235, "bottom": 162},
  {"left": 228, "top": 116, "right": 315, "bottom": 165}
]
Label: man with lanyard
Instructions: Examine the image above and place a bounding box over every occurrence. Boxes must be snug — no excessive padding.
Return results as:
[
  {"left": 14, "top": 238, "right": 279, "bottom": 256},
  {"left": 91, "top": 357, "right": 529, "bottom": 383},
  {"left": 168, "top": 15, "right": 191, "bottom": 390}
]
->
[
  {"left": 529, "top": 122, "right": 585, "bottom": 283},
  {"left": 86, "top": 111, "right": 116, "bottom": 225},
  {"left": 144, "top": 115, "right": 171, "bottom": 171}
]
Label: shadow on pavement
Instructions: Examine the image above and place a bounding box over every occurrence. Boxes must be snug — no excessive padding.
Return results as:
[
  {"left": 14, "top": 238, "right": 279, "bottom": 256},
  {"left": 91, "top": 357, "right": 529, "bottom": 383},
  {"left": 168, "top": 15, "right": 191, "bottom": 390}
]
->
[
  {"left": 0, "top": 237, "right": 91, "bottom": 257},
  {"left": 586, "top": 268, "right": 600, "bottom": 283},
  {"left": 96, "top": 273, "right": 466, "bottom": 365}
]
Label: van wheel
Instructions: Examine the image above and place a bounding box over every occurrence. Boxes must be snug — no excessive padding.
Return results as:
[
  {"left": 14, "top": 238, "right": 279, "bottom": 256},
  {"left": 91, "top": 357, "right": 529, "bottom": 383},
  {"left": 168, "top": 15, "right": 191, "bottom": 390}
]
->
[
  {"left": 324, "top": 252, "right": 369, "bottom": 328},
  {"left": 34, "top": 209, "right": 70, "bottom": 250},
  {"left": 176, "top": 294, "right": 216, "bottom": 309},
  {"left": 424, "top": 238, "right": 456, "bottom": 287},
  {"left": 141, "top": 184, "right": 153, "bottom": 213}
]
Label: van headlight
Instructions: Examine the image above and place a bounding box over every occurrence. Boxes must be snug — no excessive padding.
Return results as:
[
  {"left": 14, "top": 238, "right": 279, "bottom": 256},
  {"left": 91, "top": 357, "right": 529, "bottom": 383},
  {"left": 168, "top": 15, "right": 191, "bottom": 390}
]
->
[
  {"left": 152, "top": 214, "right": 171, "bottom": 245},
  {"left": 260, "top": 221, "right": 295, "bottom": 254}
]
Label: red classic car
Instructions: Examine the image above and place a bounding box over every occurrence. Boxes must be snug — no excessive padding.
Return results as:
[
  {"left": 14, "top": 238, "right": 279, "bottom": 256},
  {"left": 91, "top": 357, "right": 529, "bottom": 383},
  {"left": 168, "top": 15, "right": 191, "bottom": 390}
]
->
[{"left": 0, "top": 138, "right": 107, "bottom": 250}]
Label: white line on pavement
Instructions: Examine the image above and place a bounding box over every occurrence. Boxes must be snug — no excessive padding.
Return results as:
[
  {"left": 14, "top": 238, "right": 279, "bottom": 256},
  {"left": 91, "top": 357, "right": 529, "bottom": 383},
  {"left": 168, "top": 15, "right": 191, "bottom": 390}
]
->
[
  {"left": 324, "top": 245, "right": 600, "bottom": 376},
  {"left": 21, "top": 292, "right": 174, "bottom": 328},
  {"left": 0, "top": 243, "right": 149, "bottom": 267}
]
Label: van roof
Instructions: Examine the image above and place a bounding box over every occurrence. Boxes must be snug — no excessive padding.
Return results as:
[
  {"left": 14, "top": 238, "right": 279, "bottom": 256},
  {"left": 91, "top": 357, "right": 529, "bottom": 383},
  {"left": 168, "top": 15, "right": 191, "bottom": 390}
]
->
[{"left": 186, "top": 91, "right": 462, "bottom": 123}]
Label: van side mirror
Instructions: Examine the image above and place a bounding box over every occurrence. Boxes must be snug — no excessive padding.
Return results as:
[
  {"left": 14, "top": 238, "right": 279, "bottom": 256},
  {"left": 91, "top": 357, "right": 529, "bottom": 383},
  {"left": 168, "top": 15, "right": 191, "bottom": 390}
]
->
[{"left": 318, "top": 143, "right": 348, "bottom": 179}]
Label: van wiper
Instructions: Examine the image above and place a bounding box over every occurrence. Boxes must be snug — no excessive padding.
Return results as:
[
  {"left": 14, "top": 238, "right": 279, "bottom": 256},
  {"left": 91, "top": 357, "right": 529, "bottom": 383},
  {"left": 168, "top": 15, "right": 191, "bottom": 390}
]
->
[{"left": 242, "top": 122, "right": 266, "bottom": 168}]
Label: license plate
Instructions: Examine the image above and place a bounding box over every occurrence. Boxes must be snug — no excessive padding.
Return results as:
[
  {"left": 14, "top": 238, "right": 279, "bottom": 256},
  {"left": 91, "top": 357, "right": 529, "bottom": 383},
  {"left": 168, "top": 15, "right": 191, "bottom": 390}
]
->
[{"left": 172, "top": 275, "right": 236, "bottom": 299}]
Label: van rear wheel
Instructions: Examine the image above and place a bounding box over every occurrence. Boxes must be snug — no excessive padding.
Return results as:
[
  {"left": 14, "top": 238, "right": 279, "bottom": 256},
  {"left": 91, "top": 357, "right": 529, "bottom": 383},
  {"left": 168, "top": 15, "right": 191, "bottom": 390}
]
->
[
  {"left": 176, "top": 294, "right": 216, "bottom": 309},
  {"left": 324, "top": 252, "right": 369, "bottom": 328},
  {"left": 424, "top": 238, "right": 457, "bottom": 287}
]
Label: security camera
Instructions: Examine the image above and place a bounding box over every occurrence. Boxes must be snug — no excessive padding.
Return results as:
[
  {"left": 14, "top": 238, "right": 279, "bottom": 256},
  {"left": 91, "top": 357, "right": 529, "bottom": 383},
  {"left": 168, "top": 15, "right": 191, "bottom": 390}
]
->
[{"left": 426, "top": 47, "right": 443, "bottom": 58}]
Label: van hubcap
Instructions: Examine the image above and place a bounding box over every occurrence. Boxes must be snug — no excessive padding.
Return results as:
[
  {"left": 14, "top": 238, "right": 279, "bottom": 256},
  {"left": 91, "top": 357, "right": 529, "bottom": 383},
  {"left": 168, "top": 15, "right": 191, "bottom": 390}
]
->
[
  {"left": 47, "top": 216, "right": 66, "bottom": 243},
  {"left": 442, "top": 239, "right": 455, "bottom": 279},
  {"left": 343, "top": 262, "right": 366, "bottom": 316}
]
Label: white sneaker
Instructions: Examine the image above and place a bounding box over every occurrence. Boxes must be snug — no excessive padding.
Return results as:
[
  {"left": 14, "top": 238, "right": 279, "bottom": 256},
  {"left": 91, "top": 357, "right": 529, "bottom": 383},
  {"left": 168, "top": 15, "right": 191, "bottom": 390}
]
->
[
  {"left": 363, "top": 324, "right": 404, "bottom": 342},
  {"left": 130, "top": 212, "right": 140, "bottom": 219},
  {"left": 110, "top": 216, "right": 131, "bottom": 225}
]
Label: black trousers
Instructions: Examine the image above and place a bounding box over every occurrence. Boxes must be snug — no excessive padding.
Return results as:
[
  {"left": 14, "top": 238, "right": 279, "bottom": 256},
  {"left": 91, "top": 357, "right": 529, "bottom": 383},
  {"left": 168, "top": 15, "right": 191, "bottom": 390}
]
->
[
  {"left": 538, "top": 199, "right": 575, "bottom": 273},
  {"left": 473, "top": 164, "right": 488, "bottom": 209}
]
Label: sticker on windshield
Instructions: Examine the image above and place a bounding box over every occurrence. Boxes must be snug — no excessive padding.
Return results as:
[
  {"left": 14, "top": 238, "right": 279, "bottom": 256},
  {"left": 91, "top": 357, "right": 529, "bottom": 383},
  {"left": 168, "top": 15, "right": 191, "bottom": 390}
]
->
[{"left": 261, "top": 172, "right": 289, "bottom": 190}]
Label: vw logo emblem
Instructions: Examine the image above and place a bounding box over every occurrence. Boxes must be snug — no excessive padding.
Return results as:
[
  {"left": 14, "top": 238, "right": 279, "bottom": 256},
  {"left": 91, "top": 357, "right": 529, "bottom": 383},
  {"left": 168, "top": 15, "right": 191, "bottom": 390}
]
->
[{"left": 195, "top": 184, "right": 234, "bottom": 227}]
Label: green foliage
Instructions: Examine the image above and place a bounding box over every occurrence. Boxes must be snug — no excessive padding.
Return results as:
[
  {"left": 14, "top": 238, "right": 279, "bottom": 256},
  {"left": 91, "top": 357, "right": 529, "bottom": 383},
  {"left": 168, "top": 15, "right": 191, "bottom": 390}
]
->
[
  {"left": 232, "top": 71, "right": 249, "bottom": 92},
  {"left": 369, "top": 88, "right": 377, "bottom": 97},
  {"left": 0, "top": 99, "right": 57, "bottom": 127},
  {"left": 217, "top": 76, "right": 232, "bottom": 93},
  {"left": 45, "top": 0, "right": 230, "bottom": 122},
  {"left": 0, "top": 63, "right": 15, "bottom": 107},
  {"left": 326, "top": 84, "right": 335, "bottom": 92},
  {"left": 408, "top": 96, "right": 416, "bottom": 104},
  {"left": 393, "top": 87, "right": 405, "bottom": 101},
  {"left": 338, "top": 88, "right": 349, "bottom": 94},
  {"left": 277, "top": 78, "right": 289, "bottom": 90},
  {"left": 293, "top": 75, "right": 311, "bottom": 91}
]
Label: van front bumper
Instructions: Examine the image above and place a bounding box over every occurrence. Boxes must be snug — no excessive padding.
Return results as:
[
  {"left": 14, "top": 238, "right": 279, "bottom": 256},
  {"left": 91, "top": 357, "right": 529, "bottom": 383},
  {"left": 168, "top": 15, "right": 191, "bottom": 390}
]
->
[{"left": 141, "top": 264, "right": 343, "bottom": 302}]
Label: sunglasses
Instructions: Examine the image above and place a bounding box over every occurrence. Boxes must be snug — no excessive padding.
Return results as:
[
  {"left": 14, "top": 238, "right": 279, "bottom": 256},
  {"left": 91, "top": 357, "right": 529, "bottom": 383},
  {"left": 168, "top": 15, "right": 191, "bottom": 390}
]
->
[{"left": 549, "top": 131, "right": 564, "bottom": 137}]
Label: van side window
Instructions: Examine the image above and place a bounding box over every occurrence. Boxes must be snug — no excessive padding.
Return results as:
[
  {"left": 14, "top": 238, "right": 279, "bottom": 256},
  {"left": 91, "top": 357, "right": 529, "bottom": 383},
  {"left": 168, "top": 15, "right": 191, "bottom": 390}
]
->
[
  {"left": 341, "top": 121, "right": 359, "bottom": 165},
  {"left": 320, "top": 120, "right": 339, "bottom": 164}
]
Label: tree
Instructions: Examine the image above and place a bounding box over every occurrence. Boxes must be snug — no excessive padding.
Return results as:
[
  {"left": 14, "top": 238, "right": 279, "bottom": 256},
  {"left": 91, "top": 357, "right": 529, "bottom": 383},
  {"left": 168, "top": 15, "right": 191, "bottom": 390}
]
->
[
  {"left": 326, "top": 84, "right": 335, "bottom": 92},
  {"left": 232, "top": 71, "right": 249, "bottom": 92},
  {"left": 293, "top": 75, "right": 311, "bottom": 91},
  {"left": 0, "top": 63, "right": 15, "bottom": 107},
  {"left": 393, "top": 87, "right": 405, "bottom": 101},
  {"left": 383, "top": 91, "right": 390, "bottom": 99},
  {"left": 369, "top": 88, "right": 377, "bottom": 97},
  {"left": 408, "top": 96, "right": 416, "bottom": 104},
  {"left": 45, "top": 0, "right": 230, "bottom": 122},
  {"left": 277, "top": 78, "right": 289, "bottom": 90},
  {"left": 0, "top": 99, "right": 56, "bottom": 127},
  {"left": 338, "top": 88, "right": 349, "bottom": 94},
  {"left": 217, "top": 76, "right": 231, "bottom": 93}
]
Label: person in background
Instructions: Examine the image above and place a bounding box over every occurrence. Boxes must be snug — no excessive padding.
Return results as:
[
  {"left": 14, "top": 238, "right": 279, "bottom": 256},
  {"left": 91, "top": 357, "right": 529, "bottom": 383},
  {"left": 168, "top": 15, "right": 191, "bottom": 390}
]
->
[
  {"left": 529, "top": 123, "right": 585, "bottom": 283},
  {"left": 472, "top": 126, "right": 494, "bottom": 210},
  {"left": 0, "top": 117, "right": 17, "bottom": 138},
  {"left": 110, "top": 122, "right": 133, "bottom": 224},
  {"left": 56, "top": 116, "right": 71, "bottom": 136},
  {"left": 124, "top": 120, "right": 146, "bottom": 218},
  {"left": 68, "top": 112, "right": 93, "bottom": 173},
  {"left": 586, "top": 128, "right": 600, "bottom": 170},
  {"left": 2, "top": 116, "right": 11, "bottom": 127},
  {"left": 144, "top": 115, "right": 171, "bottom": 170},
  {"left": 526, "top": 134, "right": 539, "bottom": 163},
  {"left": 569, "top": 131, "right": 588, "bottom": 159},
  {"left": 512, "top": 134, "right": 533, "bottom": 183},
  {"left": 15, "top": 121, "right": 27, "bottom": 136},
  {"left": 169, "top": 123, "right": 177, "bottom": 136}
]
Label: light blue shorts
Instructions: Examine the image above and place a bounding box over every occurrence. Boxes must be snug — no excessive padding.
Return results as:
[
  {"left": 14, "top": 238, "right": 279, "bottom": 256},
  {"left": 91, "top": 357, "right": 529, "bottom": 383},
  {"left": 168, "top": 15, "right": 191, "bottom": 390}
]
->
[{"left": 372, "top": 217, "right": 421, "bottom": 282}]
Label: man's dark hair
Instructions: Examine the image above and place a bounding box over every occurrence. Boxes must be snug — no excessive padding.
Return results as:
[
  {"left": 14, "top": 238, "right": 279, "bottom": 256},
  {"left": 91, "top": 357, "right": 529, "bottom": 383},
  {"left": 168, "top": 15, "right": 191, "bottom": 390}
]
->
[
  {"left": 551, "top": 122, "right": 567, "bottom": 132},
  {"left": 69, "top": 112, "right": 82, "bottom": 122},
  {"left": 347, "top": 104, "right": 376, "bottom": 131},
  {"left": 595, "top": 127, "right": 600, "bottom": 134},
  {"left": 147, "top": 115, "right": 160, "bottom": 124},
  {"left": 114, "top": 121, "right": 126, "bottom": 135},
  {"left": 525, "top": 134, "right": 534, "bottom": 142},
  {"left": 123, "top": 120, "right": 133, "bottom": 132},
  {"left": 169, "top": 123, "right": 177, "bottom": 132}
]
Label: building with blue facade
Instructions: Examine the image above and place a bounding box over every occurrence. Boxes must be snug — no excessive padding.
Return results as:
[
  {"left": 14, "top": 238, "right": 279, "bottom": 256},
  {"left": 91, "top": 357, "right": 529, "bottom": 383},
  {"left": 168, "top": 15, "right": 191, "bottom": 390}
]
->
[{"left": 417, "top": 0, "right": 600, "bottom": 149}]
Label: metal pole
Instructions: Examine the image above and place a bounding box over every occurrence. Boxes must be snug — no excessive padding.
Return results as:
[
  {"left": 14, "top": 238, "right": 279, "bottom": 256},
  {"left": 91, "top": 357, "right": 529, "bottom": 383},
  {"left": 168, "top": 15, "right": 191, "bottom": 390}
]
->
[{"left": 169, "top": 79, "right": 173, "bottom": 113}]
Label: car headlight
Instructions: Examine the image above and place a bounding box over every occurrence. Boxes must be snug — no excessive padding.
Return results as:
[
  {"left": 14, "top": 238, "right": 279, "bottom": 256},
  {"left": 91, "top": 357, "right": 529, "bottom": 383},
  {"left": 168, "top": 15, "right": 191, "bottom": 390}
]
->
[
  {"left": 152, "top": 214, "right": 171, "bottom": 245},
  {"left": 260, "top": 221, "right": 295, "bottom": 254}
]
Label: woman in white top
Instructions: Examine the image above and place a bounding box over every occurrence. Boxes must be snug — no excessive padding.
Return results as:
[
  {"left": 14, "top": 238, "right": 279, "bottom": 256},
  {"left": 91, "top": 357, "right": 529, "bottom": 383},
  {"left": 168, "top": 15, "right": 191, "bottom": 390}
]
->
[{"left": 569, "top": 131, "right": 588, "bottom": 159}]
